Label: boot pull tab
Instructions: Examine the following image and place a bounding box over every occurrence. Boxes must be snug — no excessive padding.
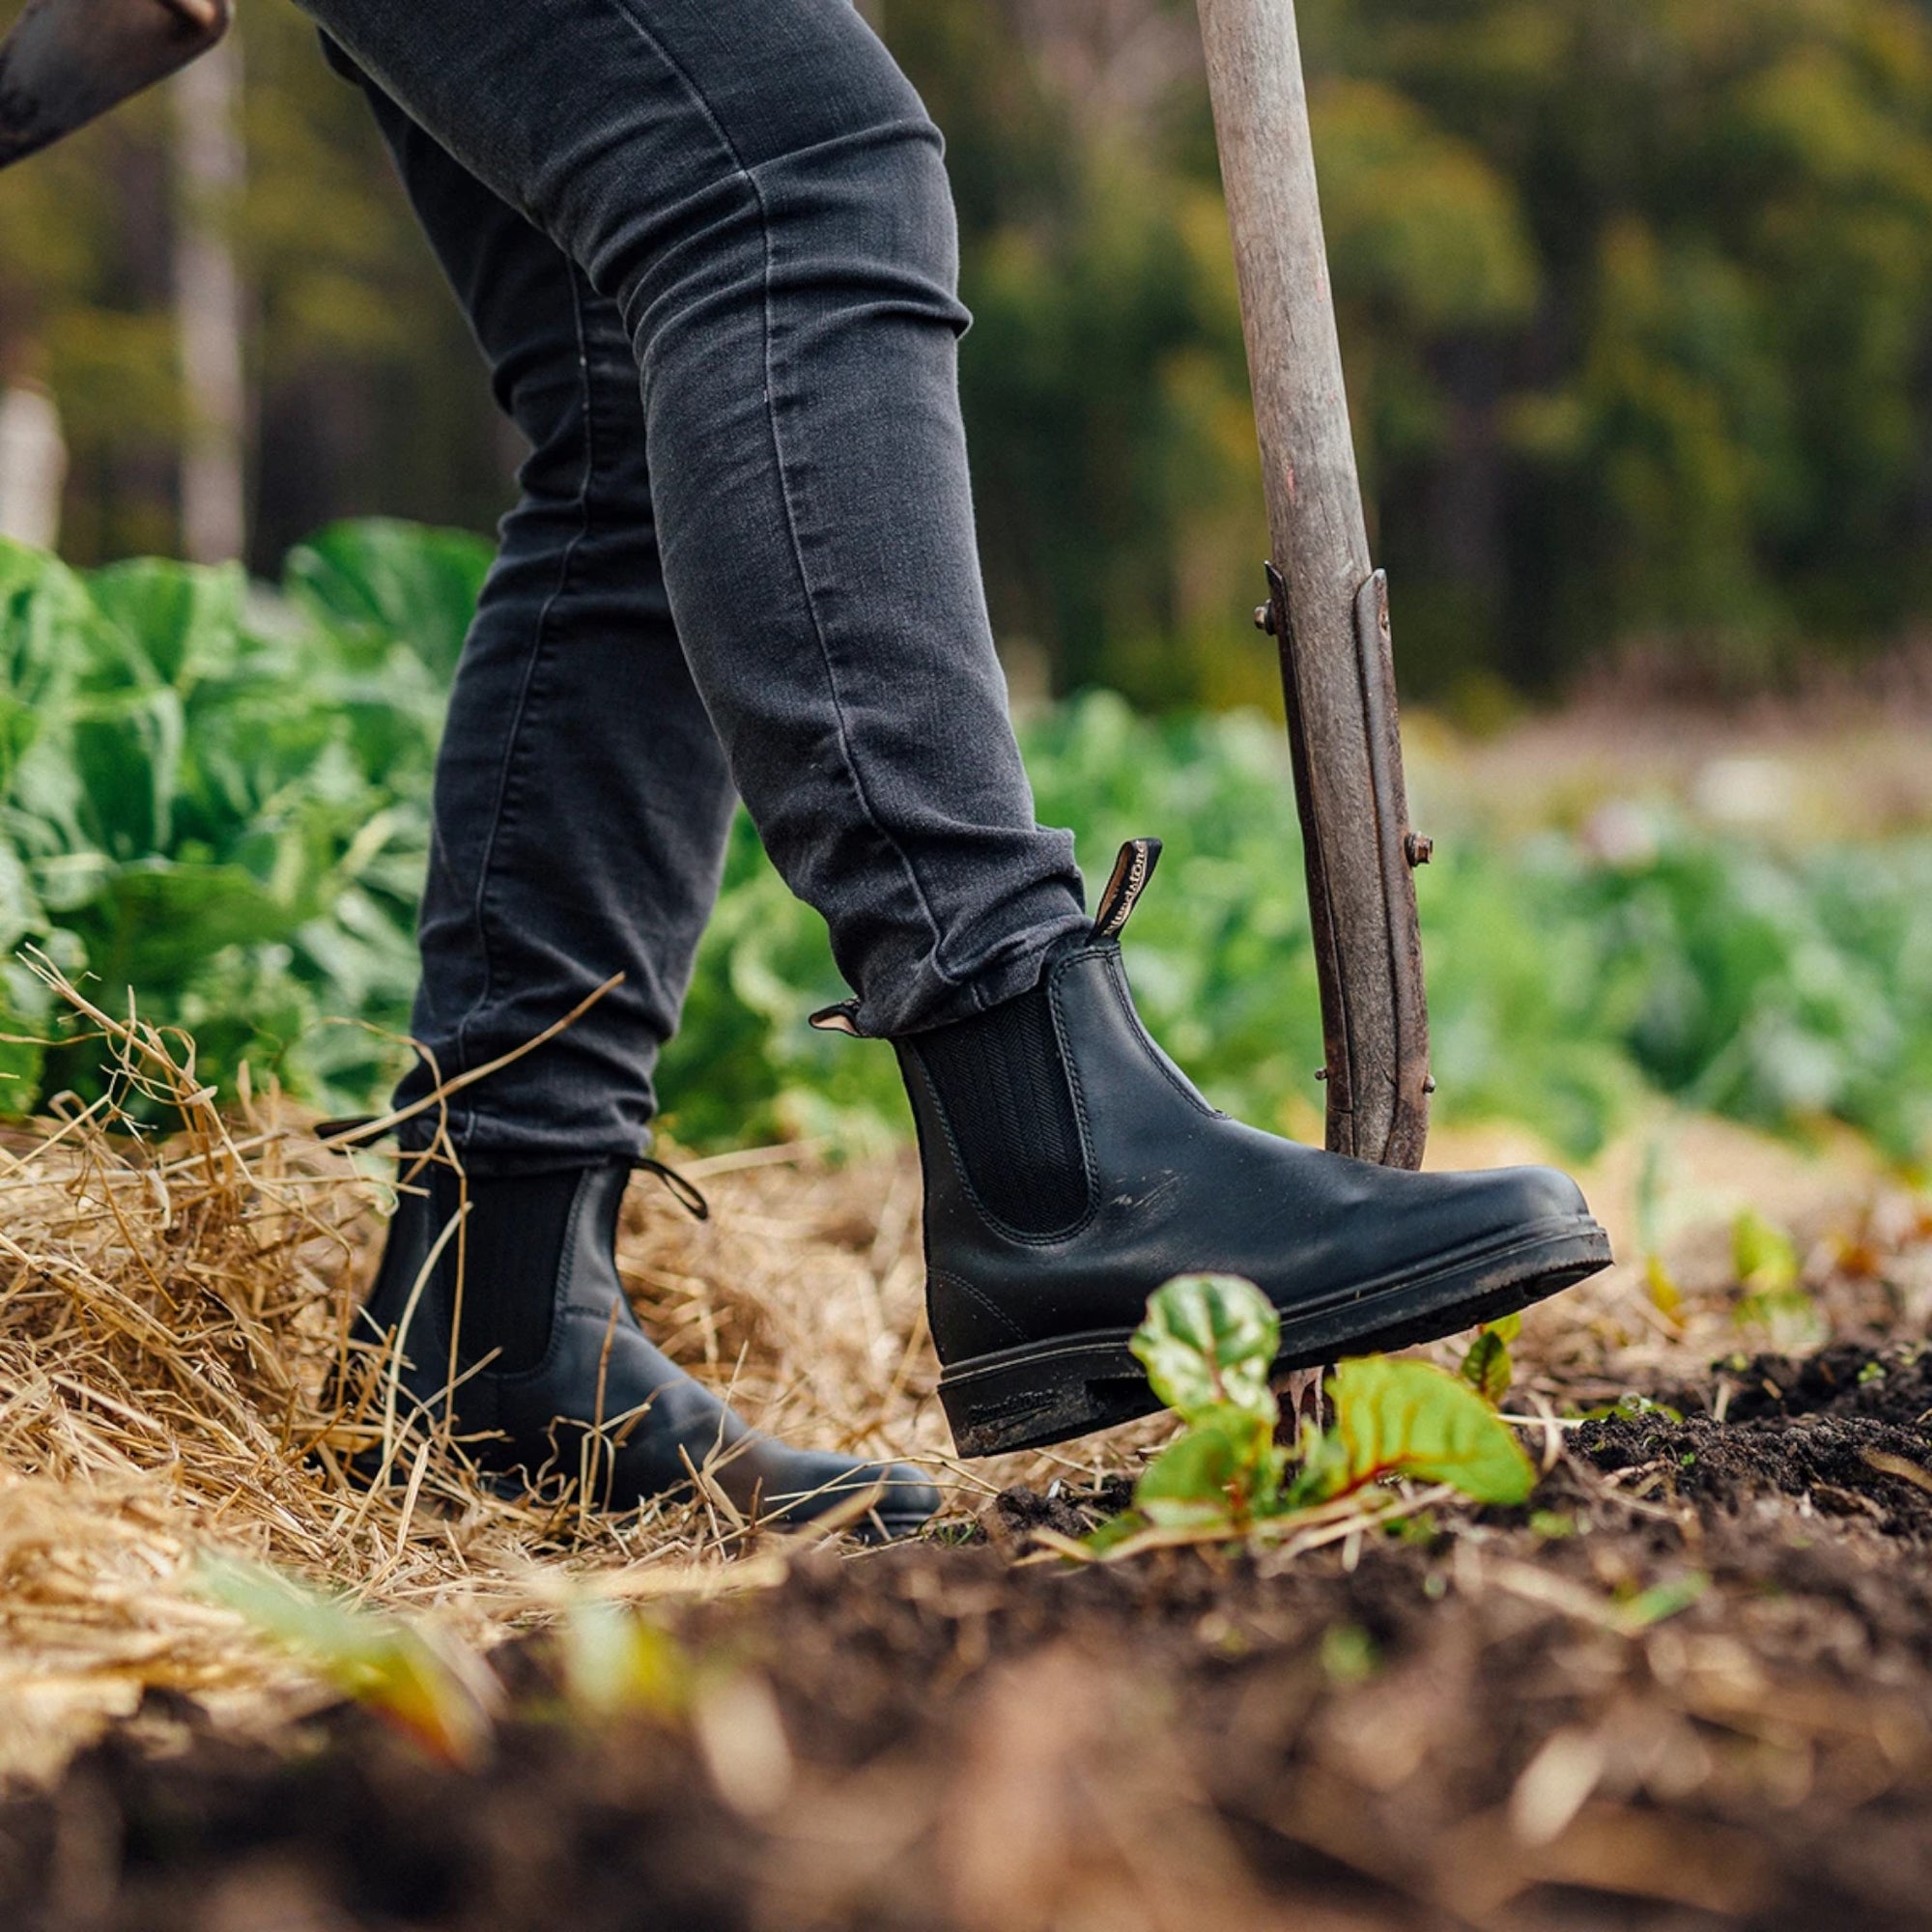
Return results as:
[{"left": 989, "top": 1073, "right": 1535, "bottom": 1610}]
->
[
  {"left": 1091, "top": 837, "right": 1162, "bottom": 942},
  {"left": 634, "top": 1155, "right": 711, "bottom": 1221}
]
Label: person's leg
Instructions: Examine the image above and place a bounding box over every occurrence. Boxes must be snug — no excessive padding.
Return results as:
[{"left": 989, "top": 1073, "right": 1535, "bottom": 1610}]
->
[
  {"left": 327, "top": 45, "right": 738, "bottom": 1173},
  {"left": 302, "top": 0, "right": 1090, "bottom": 1047},
  {"left": 306, "top": 1, "right": 1608, "bottom": 1467},
  {"left": 329, "top": 49, "right": 936, "bottom": 1533}
]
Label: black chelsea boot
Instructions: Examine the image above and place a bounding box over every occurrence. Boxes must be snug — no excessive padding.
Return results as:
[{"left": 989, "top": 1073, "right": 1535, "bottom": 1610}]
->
[
  {"left": 875, "top": 848, "right": 1612, "bottom": 1457},
  {"left": 350, "top": 1159, "right": 940, "bottom": 1540}
]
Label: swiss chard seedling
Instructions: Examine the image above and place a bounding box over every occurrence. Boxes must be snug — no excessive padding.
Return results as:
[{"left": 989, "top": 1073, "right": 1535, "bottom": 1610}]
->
[
  {"left": 1078, "top": 1275, "right": 1538, "bottom": 1560},
  {"left": 1459, "top": 1312, "right": 1521, "bottom": 1406}
]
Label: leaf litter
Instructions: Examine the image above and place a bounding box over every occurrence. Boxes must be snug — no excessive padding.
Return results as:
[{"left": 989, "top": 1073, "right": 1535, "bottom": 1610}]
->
[{"left": 4, "top": 977, "right": 1932, "bottom": 1924}]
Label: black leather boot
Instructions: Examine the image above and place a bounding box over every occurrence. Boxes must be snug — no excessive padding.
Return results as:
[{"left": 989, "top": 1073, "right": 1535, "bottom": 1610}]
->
[
  {"left": 874, "top": 852, "right": 1612, "bottom": 1458},
  {"left": 351, "top": 1161, "right": 940, "bottom": 1540}
]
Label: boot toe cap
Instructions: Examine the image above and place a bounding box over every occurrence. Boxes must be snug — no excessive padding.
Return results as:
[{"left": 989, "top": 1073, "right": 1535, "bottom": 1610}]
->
[{"left": 1486, "top": 1160, "right": 1595, "bottom": 1230}]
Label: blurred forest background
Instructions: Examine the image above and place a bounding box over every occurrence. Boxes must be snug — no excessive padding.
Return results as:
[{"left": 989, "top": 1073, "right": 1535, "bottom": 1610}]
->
[
  {"left": 2, "top": 0, "right": 1932, "bottom": 1170},
  {"left": 9, "top": 0, "right": 1932, "bottom": 712}
]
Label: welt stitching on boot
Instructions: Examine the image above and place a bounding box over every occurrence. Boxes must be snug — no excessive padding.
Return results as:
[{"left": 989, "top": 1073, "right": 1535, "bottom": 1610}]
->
[{"left": 905, "top": 985, "right": 1092, "bottom": 1237}]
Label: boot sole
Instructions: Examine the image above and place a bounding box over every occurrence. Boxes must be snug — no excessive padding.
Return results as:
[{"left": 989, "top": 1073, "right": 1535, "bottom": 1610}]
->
[{"left": 937, "top": 1212, "right": 1613, "bottom": 1459}]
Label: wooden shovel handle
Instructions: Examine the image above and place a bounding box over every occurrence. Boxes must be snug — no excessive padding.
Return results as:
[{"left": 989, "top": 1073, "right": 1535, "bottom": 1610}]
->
[{"left": 1200, "top": 0, "right": 1433, "bottom": 1168}]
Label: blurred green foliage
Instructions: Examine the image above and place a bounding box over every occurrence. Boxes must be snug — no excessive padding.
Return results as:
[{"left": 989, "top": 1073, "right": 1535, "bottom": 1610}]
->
[
  {"left": 3, "top": 521, "right": 1927, "bottom": 1170},
  {"left": 8, "top": 2, "right": 1932, "bottom": 696},
  {"left": 0, "top": 520, "right": 479, "bottom": 1112},
  {"left": 663, "top": 693, "right": 1932, "bottom": 1168}
]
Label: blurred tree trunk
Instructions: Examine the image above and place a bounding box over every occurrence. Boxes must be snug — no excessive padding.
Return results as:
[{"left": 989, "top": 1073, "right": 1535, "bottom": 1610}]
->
[
  {"left": 0, "top": 383, "right": 68, "bottom": 548},
  {"left": 170, "top": 35, "right": 247, "bottom": 563}
]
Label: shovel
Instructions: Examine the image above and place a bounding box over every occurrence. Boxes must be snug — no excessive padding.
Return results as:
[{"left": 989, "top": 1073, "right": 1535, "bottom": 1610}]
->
[{"left": 1198, "top": 0, "right": 1435, "bottom": 1171}]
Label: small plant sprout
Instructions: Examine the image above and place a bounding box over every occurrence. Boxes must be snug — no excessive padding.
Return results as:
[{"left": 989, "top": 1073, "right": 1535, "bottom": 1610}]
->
[
  {"left": 1730, "top": 1208, "right": 1825, "bottom": 1350},
  {"left": 1644, "top": 1253, "right": 1686, "bottom": 1322},
  {"left": 1459, "top": 1312, "right": 1521, "bottom": 1406},
  {"left": 1072, "top": 1276, "right": 1538, "bottom": 1561},
  {"left": 194, "top": 1554, "right": 498, "bottom": 1766},
  {"left": 556, "top": 1596, "right": 689, "bottom": 1722},
  {"left": 1126, "top": 1273, "right": 1286, "bottom": 1532},
  {"left": 1286, "top": 1356, "right": 1537, "bottom": 1510},
  {"left": 1733, "top": 1208, "right": 1801, "bottom": 1294},
  {"left": 1634, "top": 1132, "right": 1686, "bottom": 1322},
  {"left": 1319, "top": 1622, "right": 1380, "bottom": 1685}
]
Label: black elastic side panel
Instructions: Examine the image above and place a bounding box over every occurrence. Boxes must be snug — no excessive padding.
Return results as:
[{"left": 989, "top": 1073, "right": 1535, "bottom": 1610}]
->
[
  {"left": 911, "top": 980, "right": 1090, "bottom": 1236},
  {"left": 427, "top": 1166, "right": 580, "bottom": 1373}
]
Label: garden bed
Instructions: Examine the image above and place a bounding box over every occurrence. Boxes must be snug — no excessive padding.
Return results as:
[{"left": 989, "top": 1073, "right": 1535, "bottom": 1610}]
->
[
  {"left": 13, "top": 1392, "right": 1932, "bottom": 1930},
  {"left": 0, "top": 1015, "right": 1929, "bottom": 1927}
]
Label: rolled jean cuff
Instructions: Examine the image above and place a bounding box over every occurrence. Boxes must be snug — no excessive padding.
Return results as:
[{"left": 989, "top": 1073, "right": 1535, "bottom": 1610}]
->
[
  {"left": 852, "top": 897, "right": 1094, "bottom": 1038},
  {"left": 393, "top": 1119, "right": 654, "bottom": 1179}
]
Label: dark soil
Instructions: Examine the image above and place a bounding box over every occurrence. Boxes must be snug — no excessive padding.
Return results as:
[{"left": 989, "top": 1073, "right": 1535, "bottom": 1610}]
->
[
  {"left": 1577, "top": 1341, "right": 1932, "bottom": 1528},
  {"left": 13, "top": 1355, "right": 1932, "bottom": 1932},
  {"left": 15, "top": 1172, "right": 1932, "bottom": 1932}
]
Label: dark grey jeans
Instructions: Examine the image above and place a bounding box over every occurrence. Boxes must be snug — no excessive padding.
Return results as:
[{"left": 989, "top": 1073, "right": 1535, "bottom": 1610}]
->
[{"left": 307, "top": 0, "right": 1089, "bottom": 1172}]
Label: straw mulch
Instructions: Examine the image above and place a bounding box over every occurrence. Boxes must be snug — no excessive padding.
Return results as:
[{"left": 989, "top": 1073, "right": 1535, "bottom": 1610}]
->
[
  {"left": 1, "top": 969, "right": 1912, "bottom": 1801},
  {"left": 0, "top": 979, "right": 1041, "bottom": 1788}
]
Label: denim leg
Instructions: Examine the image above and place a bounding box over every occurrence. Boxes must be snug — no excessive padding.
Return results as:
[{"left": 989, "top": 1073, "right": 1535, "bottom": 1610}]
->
[
  {"left": 343, "top": 64, "right": 739, "bottom": 1173},
  {"left": 298, "top": 0, "right": 1092, "bottom": 1042}
]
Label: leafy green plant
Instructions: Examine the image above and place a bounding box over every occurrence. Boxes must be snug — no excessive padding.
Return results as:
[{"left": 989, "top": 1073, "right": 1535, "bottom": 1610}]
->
[
  {"left": 1125, "top": 1274, "right": 1288, "bottom": 1533},
  {"left": 1289, "top": 1355, "right": 1536, "bottom": 1509},
  {"left": 0, "top": 524, "right": 481, "bottom": 1118},
  {"left": 1079, "top": 1276, "right": 1536, "bottom": 1560},
  {"left": 6, "top": 524, "right": 1932, "bottom": 1175}
]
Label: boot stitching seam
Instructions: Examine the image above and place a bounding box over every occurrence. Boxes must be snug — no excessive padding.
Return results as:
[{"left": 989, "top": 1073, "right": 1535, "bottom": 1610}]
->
[{"left": 1091, "top": 947, "right": 1221, "bottom": 1122}]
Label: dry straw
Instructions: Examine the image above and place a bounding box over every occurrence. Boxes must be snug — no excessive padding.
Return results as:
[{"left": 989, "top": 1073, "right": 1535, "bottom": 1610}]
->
[
  {"left": 6, "top": 957, "right": 1861, "bottom": 1792},
  {"left": 0, "top": 960, "right": 1041, "bottom": 1786}
]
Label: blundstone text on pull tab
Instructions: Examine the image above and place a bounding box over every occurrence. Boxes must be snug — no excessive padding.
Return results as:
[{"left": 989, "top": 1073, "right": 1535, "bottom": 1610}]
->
[{"left": 1090, "top": 837, "right": 1162, "bottom": 941}]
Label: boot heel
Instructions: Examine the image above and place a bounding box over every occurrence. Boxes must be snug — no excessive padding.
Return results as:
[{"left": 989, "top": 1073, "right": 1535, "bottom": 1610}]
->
[{"left": 938, "top": 1334, "right": 1157, "bottom": 1459}]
